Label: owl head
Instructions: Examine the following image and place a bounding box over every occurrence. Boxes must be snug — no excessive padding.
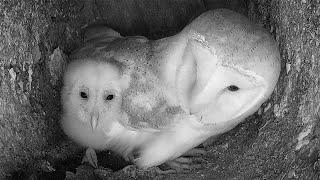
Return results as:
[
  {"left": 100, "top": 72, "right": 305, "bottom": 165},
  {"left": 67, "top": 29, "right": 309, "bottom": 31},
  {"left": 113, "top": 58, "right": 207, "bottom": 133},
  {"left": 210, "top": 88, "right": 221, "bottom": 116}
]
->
[{"left": 61, "top": 59, "right": 128, "bottom": 149}]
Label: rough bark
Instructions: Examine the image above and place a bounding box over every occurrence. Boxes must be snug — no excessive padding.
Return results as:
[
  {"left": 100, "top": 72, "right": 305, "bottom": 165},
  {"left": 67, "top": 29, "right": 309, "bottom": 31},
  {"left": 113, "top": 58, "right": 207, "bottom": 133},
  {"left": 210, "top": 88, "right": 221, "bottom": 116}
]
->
[
  {"left": 0, "top": 0, "right": 319, "bottom": 179},
  {"left": 0, "top": 0, "right": 82, "bottom": 178}
]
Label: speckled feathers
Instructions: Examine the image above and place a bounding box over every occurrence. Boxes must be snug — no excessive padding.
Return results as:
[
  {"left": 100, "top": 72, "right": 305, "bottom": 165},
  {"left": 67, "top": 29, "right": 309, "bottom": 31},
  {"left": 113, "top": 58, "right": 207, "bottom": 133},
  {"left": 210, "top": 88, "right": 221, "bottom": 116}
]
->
[{"left": 61, "top": 8, "right": 281, "bottom": 169}]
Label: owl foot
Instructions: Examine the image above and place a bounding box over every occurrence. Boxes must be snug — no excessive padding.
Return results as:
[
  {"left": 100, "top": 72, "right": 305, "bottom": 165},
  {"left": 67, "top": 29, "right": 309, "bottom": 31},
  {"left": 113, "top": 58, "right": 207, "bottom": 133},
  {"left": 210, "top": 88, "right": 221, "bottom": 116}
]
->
[
  {"left": 158, "top": 157, "right": 204, "bottom": 173},
  {"left": 82, "top": 147, "right": 98, "bottom": 168},
  {"left": 156, "top": 148, "right": 207, "bottom": 173}
]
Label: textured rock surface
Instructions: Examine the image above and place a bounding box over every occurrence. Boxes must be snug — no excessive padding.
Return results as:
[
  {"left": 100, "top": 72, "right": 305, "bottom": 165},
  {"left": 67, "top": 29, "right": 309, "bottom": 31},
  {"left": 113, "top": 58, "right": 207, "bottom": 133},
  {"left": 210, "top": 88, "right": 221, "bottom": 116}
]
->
[{"left": 0, "top": 0, "right": 319, "bottom": 179}]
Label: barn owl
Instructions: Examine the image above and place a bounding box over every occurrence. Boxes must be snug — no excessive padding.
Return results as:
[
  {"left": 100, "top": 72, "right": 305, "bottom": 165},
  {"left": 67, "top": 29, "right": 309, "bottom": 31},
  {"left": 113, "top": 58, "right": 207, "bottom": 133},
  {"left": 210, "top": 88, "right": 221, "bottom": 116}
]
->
[{"left": 61, "top": 9, "right": 281, "bottom": 170}]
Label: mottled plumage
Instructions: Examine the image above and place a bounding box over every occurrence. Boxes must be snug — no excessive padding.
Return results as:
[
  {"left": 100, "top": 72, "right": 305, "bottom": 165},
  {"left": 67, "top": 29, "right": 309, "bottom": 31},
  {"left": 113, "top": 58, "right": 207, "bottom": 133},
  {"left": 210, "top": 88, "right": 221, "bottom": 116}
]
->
[{"left": 61, "top": 9, "right": 281, "bottom": 169}]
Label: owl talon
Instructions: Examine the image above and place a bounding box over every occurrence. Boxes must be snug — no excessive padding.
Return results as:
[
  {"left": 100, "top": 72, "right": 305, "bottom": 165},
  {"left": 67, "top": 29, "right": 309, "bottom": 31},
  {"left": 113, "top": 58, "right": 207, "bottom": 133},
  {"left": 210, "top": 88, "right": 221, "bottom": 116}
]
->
[
  {"left": 169, "top": 148, "right": 206, "bottom": 172},
  {"left": 157, "top": 148, "right": 207, "bottom": 173},
  {"left": 154, "top": 167, "right": 177, "bottom": 174},
  {"left": 82, "top": 148, "right": 98, "bottom": 168},
  {"left": 153, "top": 148, "right": 207, "bottom": 174},
  {"left": 156, "top": 157, "right": 204, "bottom": 174}
]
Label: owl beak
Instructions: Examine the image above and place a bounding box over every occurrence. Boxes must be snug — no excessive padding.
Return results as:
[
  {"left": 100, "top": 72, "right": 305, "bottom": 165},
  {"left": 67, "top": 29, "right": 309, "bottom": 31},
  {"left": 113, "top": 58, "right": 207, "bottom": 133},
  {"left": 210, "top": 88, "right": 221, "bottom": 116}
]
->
[{"left": 90, "top": 111, "right": 99, "bottom": 131}]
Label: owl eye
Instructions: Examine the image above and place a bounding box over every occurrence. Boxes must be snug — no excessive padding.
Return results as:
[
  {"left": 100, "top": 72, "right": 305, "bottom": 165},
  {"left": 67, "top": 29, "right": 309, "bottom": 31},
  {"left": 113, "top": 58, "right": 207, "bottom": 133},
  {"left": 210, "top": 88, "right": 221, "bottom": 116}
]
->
[
  {"left": 106, "top": 94, "right": 114, "bottom": 100},
  {"left": 104, "top": 90, "right": 117, "bottom": 102},
  {"left": 105, "top": 94, "right": 114, "bottom": 101},
  {"left": 227, "top": 85, "right": 240, "bottom": 92},
  {"left": 80, "top": 91, "right": 88, "bottom": 99}
]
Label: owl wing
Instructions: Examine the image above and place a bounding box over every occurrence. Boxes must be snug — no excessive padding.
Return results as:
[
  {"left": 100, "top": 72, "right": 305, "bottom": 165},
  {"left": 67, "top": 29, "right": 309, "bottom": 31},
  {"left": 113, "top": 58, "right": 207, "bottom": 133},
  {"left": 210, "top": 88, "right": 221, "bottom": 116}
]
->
[
  {"left": 103, "top": 94, "right": 209, "bottom": 165},
  {"left": 119, "top": 88, "right": 211, "bottom": 167},
  {"left": 133, "top": 112, "right": 211, "bottom": 168}
]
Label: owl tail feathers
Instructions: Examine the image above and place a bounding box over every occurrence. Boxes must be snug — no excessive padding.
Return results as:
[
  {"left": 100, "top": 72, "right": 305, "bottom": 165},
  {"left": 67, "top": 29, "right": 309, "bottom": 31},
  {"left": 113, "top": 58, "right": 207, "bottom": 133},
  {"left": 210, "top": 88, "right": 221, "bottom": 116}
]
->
[
  {"left": 82, "top": 24, "right": 122, "bottom": 42},
  {"left": 135, "top": 115, "right": 210, "bottom": 169}
]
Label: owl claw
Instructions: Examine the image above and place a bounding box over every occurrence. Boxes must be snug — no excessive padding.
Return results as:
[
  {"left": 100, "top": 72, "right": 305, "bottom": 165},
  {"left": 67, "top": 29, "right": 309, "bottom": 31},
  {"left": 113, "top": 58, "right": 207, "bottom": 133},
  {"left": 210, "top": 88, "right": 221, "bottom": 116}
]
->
[
  {"left": 82, "top": 148, "right": 98, "bottom": 168},
  {"left": 156, "top": 148, "right": 207, "bottom": 173}
]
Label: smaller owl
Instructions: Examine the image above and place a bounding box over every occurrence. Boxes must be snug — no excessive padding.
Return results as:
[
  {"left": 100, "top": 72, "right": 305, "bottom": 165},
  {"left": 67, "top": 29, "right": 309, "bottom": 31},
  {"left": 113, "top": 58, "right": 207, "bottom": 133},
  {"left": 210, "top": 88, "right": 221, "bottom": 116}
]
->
[{"left": 61, "top": 59, "right": 129, "bottom": 150}]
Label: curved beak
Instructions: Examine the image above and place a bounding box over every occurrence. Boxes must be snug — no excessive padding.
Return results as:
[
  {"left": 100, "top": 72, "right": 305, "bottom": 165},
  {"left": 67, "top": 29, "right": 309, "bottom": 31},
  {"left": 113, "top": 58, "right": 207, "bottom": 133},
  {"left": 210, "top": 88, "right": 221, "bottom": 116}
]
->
[{"left": 90, "top": 110, "right": 100, "bottom": 131}]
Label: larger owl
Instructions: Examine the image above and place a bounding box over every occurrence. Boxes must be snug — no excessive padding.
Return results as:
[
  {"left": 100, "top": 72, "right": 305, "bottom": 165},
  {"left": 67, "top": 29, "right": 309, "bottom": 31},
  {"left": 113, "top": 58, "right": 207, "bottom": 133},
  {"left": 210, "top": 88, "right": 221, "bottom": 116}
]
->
[{"left": 61, "top": 9, "right": 281, "bottom": 169}]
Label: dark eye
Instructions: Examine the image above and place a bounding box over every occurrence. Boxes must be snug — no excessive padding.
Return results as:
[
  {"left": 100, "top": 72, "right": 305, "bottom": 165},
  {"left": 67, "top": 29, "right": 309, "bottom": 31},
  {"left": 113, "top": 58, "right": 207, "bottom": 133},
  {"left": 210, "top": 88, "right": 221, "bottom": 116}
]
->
[
  {"left": 105, "top": 94, "right": 114, "bottom": 101},
  {"left": 227, "top": 85, "right": 240, "bottom": 92},
  {"left": 80, "top": 91, "right": 88, "bottom": 99}
]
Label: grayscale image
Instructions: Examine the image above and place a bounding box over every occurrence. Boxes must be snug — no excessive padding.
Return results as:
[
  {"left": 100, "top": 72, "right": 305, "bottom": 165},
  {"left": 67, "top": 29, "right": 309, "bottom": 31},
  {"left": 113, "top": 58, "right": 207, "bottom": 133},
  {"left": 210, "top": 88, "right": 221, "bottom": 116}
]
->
[{"left": 0, "top": 0, "right": 319, "bottom": 179}]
